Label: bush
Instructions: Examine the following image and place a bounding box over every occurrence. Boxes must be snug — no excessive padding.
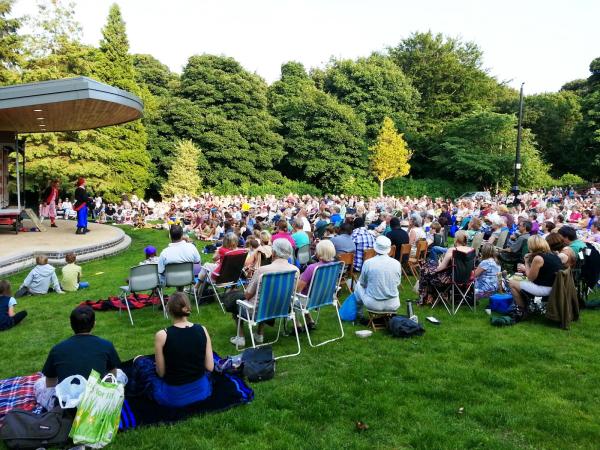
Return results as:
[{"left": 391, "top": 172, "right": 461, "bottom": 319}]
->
[
  {"left": 556, "top": 173, "right": 586, "bottom": 187},
  {"left": 210, "top": 178, "right": 322, "bottom": 197},
  {"left": 384, "top": 177, "right": 477, "bottom": 199},
  {"left": 339, "top": 175, "right": 379, "bottom": 198}
]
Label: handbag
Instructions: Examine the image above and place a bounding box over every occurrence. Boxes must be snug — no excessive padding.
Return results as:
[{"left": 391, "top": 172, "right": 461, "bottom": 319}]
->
[
  {"left": 339, "top": 293, "right": 358, "bottom": 322},
  {"left": 69, "top": 371, "right": 124, "bottom": 449},
  {"left": 0, "top": 406, "right": 73, "bottom": 450},
  {"left": 242, "top": 346, "right": 275, "bottom": 382}
]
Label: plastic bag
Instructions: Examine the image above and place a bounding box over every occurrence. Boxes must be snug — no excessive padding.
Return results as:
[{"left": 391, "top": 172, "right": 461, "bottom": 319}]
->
[
  {"left": 69, "top": 371, "right": 124, "bottom": 449},
  {"left": 339, "top": 293, "right": 357, "bottom": 321},
  {"left": 55, "top": 375, "right": 87, "bottom": 409}
]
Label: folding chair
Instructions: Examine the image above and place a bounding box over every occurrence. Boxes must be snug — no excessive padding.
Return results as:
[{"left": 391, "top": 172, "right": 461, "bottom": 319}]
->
[
  {"left": 164, "top": 262, "right": 199, "bottom": 313},
  {"left": 494, "top": 230, "right": 509, "bottom": 250},
  {"left": 338, "top": 252, "right": 356, "bottom": 291},
  {"left": 408, "top": 239, "right": 428, "bottom": 279},
  {"left": 294, "top": 261, "right": 344, "bottom": 347},
  {"left": 119, "top": 264, "right": 166, "bottom": 325},
  {"left": 199, "top": 249, "right": 248, "bottom": 313},
  {"left": 363, "top": 248, "right": 376, "bottom": 262},
  {"left": 388, "top": 245, "right": 396, "bottom": 257},
  {"left": 431, "top": 248, "right": 476, "bottom": 314},
  {"left": 399, "top": 243, "right": 412, "bottom": 286},
  {"left": 296, "top": 244, "right": 311, "bottom": 268},
  {"left": 470, "top": 232, "right": 484, "bottom": 256},
  {"left": 367, "top": 310, "right": 396, "bottom": 331},
  {"left": 236, "top": 270, "right": 301, "bottom": 359}
]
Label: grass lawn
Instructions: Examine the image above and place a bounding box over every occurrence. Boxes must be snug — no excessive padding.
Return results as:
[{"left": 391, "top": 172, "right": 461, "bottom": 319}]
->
[{"left": 1, "top": 227, "right": 600, "bottom": 450}]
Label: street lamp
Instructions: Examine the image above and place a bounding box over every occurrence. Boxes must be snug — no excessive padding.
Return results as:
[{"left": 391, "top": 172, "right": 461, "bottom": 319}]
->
[{"left": 512, "top": 82, "right": 525, "bottom": 202}]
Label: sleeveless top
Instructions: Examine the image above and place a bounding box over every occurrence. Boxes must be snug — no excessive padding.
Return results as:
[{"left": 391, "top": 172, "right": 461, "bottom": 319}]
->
[
  {"left": 534, "top": 253, "right": 562, "bottom": 287},
  {"left": 163, "top": 324, "right": 207, "bottom": 386}
]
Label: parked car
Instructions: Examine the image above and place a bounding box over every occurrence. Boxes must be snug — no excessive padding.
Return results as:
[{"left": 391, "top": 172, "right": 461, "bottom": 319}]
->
[{"left": 456, "top": 191, "right": 492, "bottom": 202}]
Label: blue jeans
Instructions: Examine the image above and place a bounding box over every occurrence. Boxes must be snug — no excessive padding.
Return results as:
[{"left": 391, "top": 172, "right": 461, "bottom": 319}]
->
[{"left": 427, "top": 246, "right": 447, "bottom": 262}]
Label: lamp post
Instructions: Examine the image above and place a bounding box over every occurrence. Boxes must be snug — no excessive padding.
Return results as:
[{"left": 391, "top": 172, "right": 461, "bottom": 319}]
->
[{"left": 512, "top": 82, "right": 525, "bottom": 202}]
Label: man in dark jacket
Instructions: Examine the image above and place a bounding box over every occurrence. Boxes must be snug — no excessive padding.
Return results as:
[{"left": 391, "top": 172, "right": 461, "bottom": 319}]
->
[{"left": 386, "top": 217, "right": 409, "bottom": 262}]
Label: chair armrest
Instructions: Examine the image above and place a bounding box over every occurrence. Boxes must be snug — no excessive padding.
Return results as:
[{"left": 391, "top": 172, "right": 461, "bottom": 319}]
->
[{"left": 236, "top": 299, "right": 255, "bottom": 310}]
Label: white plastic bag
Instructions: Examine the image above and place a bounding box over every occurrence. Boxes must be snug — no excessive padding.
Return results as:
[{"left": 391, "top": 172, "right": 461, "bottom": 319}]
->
[{"left": 55, "top": 375, "right": 87, "bottom": 409}]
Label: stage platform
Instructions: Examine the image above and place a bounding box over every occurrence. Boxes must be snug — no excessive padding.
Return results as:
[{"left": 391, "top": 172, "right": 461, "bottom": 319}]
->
[{"left": 0, "top": 219, "right": 131, "bottom": 276}]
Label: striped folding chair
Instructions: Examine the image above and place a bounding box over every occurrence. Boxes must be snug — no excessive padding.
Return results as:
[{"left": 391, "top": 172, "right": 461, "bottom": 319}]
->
[
  {"left": 236, "top": 270, "right": 300, "bottom": 360},
  {"left": 293, "top": 261, "right": 344, "bottom": 347}
]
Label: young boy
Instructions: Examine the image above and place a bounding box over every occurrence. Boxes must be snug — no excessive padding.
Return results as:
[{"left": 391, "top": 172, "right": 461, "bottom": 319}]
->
[
  {"left": 140, "top": 246, "right": 159, "bottom": 265},
  {"left": 16, "top": 255, "right": 63, "bottom": 297},
  {"left": 61, "top": 253, "right": 83, "bottom": 292},
  {"left": 0, "top": 280, "right": 27, "bottom": 331}
]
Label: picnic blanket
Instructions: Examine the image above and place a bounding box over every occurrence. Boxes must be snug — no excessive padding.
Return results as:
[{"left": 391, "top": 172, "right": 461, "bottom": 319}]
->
[
  {"left": 118, "top": 355, "right": 253, "bottom": 430},
  {"left": 0, "top": 373, "right": 41, "bottom": 424},
  {"left": 80, "top": 294, "right": 162, "bottom": 311}
]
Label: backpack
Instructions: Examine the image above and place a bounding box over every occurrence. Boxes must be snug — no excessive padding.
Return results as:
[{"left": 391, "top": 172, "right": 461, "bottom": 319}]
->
[
  {"left": 222, "top": 289, "right": 245, "bottom": 314},
  {"left": 0, "top": 407, "right": 73, "bottom": 450},
  {"left": 388, "top": 316, "right": 425, "bottom": 338},
  {"left": 242, "top": 346, "right": 275, "bottom": 382}
]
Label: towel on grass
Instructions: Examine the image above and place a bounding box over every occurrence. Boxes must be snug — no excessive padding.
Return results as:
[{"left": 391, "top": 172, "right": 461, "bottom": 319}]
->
[
  {"left": 80, "top": 294, "right": 161, "bottom": 311},
  {"left": 0, "top": 373, "right": 41, "bottom": 424}
]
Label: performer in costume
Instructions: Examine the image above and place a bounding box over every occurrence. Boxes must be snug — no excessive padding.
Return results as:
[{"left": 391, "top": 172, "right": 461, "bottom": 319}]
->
[
  {"left": 74, "top": 177, "right": 90, "bottom": 235},
  {"left": 40, "top": 179, "right": 59, "bottom": 228}
]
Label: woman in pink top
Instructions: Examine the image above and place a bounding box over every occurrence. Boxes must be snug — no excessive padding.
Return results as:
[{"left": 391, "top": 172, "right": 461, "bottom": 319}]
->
[{"left": 271, "top": 220, "right": 296, "bottom": 249}]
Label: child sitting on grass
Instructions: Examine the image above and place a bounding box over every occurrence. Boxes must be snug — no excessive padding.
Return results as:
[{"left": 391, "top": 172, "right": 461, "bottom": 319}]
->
[
  {"left": 474, "top": 243, "right": 501, "bottom": 299},
  {"left": 16, "top": 255, "right": 63, "bottom": 297},
  {"left": 61, "top": 253, "right": 87, "bottom": 292},
  {"left": 0, "top": 280, "right": 27, "bottom": 331}
]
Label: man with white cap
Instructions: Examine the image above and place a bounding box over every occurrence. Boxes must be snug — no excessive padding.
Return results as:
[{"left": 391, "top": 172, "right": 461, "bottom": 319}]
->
[{"left": 354, "top": 235, "right": 401, "bottom": 318}]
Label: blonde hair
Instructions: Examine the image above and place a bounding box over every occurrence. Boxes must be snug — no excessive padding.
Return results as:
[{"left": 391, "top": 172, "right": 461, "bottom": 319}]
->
[
  {"left": 259, "top": 230, "right": 271, "bottom": 246},
  {"left": 527, "top": 235, "right": 550, "bottom": 254},
  {"left": 454, "top": 230, "right": 468, "bottom": 246},
  {"left": 479, "top": 243, "right": 497, "bottom": 261},
  {"left": 222, "top": 232, "right": 238, "bottom": 250},
  {"left": 36, "top": 254, "right": 48, "bottom": 265},
  {"left": 315, "top": 240, "right": 336, "bottom": 262}
]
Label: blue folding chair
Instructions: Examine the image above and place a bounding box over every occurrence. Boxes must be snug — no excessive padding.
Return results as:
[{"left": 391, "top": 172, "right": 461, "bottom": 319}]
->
[
  {"left": 236, "top": 270, "right": 300, "bottom": 359},
  {"left": 294, "top": 261, "right": 345, "bottom": 347}
]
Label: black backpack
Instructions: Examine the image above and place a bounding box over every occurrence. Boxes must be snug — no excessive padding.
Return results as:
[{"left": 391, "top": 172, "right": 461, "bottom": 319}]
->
[
  {"left": 0, "top": 407, "right": 73, "bottom": 450},
  {"left": 388, "top": 316, "right": 425, "bottom": 338},
  {"left": 242, "top": 346, "right": 275, "bottom": 382}
]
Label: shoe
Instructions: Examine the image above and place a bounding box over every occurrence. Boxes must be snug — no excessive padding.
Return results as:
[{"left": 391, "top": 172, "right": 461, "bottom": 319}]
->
[
  {"left": 230, "top": 336, "right": 245, "bottom": 347},
  {"left": 50, "top": 223, "right": 58, "bottom": 228},
  {"left": 75, "top": 228, "right": 83, "bottom": 235},
  {"left": 253, "top": 333, "right": 264, "bottom": 344},
  {"left": 84, "top": 228, "right": 90, "bottom": 233}
]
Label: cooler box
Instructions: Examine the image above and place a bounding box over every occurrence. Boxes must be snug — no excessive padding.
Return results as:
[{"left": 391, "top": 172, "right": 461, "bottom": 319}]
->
[{"left": 489, "top": 293, "right": 513, "bottom": 314}]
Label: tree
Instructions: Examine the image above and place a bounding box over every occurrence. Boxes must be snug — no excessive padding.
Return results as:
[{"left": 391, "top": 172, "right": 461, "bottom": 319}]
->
[
  {"left": 161, "top": 139, "right": 203, "bottom": 198},
  {"left": 269, "top": 62, "right": 367, "bottom": 192},
  {"left": 432, "top": 111, "right": 552, "bottom": 190},
  {"left": 0, "top": 0, "right": 22, "bottom": 85},
  {"left": 166, "top": 54, "right": 284, "bottom": 186},
  {"left": 370, "top": 117, "right": 412, "bottom": 197},
  {"left": 317, "top": 54, "right": 420, "bottom": 141}
]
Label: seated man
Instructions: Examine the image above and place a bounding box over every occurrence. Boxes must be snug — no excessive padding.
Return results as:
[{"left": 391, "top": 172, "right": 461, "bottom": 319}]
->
[
  {"left": 354, "top": 236, "right": 401, "bottom": 319},
  {"left": 37, "top": 306, "right": 121, "bottom": 408},
  {"left": 230, "top": 239, "right": 299, "bottom": 347},
  {"left": 331, "top": 223, "right": 356, "bottom": 255},
  {"left": 158, "top": 224, "right": 201, "bottom": 283},
  {"left": 351, "top": 217, "right": 375, "bottom": 272},
  {"left": 498, "top": 220, "right": 531, "bottom": 268},
  {"left": 386, "top": 217, "right": 409, "bottom": 261}
]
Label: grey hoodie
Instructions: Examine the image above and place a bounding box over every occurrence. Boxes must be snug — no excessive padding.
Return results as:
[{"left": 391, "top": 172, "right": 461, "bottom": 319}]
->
[{"left": 21, "top": 264, "right": 62, "bottom": 294}]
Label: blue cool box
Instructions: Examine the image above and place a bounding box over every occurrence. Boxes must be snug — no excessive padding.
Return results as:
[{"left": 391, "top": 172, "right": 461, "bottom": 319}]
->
[{"left": 489, "top": 293, "right": 513, "bottom": 314}]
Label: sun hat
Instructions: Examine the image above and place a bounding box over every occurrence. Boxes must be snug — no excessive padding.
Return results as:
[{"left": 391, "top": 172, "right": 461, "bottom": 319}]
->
[{"left": 373, "top": 235, "right": 392, "bottom": 255}]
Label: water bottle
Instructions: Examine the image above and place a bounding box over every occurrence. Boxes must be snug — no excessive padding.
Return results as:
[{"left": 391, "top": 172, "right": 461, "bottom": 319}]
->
[{"left": 406, "top": 300, "right": 418, "bottom": 323}]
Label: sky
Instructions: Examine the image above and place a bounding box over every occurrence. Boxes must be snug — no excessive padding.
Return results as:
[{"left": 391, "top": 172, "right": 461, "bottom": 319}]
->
[{"left": 12, "top": 0, "right": 600, "bottom": 94}]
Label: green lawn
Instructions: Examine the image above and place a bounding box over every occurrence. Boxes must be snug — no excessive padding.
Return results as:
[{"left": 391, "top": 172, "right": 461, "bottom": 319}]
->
[{"left": 2, "top": 227, "right": 600, "bottom": 450}]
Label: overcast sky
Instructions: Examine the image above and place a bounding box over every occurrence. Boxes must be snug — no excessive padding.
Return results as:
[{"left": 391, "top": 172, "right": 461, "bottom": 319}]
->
[{"left": 12, "top": 0, "right": 600, "bottom": 94}]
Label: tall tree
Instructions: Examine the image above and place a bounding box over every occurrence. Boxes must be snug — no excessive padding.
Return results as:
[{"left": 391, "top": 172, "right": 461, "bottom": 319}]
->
[
  {"left": 0, "top": 0, "right": 22, "bottom": 85},
  {"left": 269, "top": 62, "right": 366, "bottom": 192},
  {"left": 165, "top": 54, "right": 284, "bottom": 185},
  {"left": 370, "top": 117, "right": 412, "bottom": 197},
  {"left": 161, "top": 139, "right": 203, "bottom": 198},
  {"left": 317, "top": 54, "right": 420, "bottom": 141}
]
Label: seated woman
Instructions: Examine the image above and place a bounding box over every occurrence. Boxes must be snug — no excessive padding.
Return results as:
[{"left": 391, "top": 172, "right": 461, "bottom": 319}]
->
[
  {"left": 242, "top": 237, "right": 260, "bottom": 279},
  {"left": 418, "top": 231, "right": 471, "bottom": 305},
  {"left": 486, "top": 217, "right": 506, "bottom": 245},
  {"left": 474, "top": 243, "right": 501, "bottom": 299},
  {"left": 198, "top": 232, "right": 241, "bottom": 282},
  {"left": 466, "top": 217, "right": 482, "bottom": 245},
  {"left": 256, "top": 230, "right": 273, "bottom": 265},
  {"left": 545, "top": 233, "right": 570, "bottom": 266},
  {"left": 295, "top": 240, "right": 337, "bottom": 330},
  {"left": 408, "top": 214, "right": 426, "bottom": 257},
  {"left": 134, "top": 292, "right": 213, "bottom": 407},
  {"left": 509, "top": 235, "right": 563, "bottom": 320}
]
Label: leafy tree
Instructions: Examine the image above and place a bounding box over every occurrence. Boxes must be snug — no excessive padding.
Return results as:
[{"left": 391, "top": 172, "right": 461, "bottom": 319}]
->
[
  {"left": 133, "top": 53, "right": 178, "bottom": 97},
  {"left": 370, "top": 117, "right": 412, "bottom": 197},
  {"left": 166, "top": 54, "right": 284, "bottom": 185},
  {"left": 0, "top": 0, "right": 22, "bottom": 85},
  {"left": 269, "top": 62, "right": 366, "bottom": 192},
  {"left": 318, "top": 54, "right": 420, "bottom": 141},
  {"left": 432, "top": 111, "right": 552, "bottom": 190},
  {"left": 161, "top": 139, "right": 203, "bottom": 198}
]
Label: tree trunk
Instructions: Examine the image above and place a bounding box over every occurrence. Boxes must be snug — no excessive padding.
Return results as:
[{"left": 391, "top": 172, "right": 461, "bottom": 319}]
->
[{"left": 379, "top": 179, "right": 384, "bottom": 198}]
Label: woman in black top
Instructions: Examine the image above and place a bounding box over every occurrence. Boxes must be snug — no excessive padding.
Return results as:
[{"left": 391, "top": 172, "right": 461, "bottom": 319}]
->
[
  {"left": 135, "top": 292, "right": 214, "bottom": 407},
  {"left": 509, "top": 235, "right": 563, "bottom": 313}
]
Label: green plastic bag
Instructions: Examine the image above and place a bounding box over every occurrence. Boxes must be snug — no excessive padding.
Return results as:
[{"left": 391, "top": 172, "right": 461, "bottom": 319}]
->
[{"left": 69, "top": 370, "right": 124, "bottom": 448}]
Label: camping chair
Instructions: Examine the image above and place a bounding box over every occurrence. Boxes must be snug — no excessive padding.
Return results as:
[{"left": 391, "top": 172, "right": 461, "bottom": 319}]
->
[
  {"left": 119, "top": 264, "right": 166, "bottom": 325},
  {"left": 338, "top": 252, "right": 356, "bottom": 291},
  {"left": 367, "top": 310, "right": 397, "bottom": 332},
  {"left": 296, "top": 244, "right": 311, "bottom": 268},
  {"left": 470, "top": 232, "right": 484, "bottom": 256},
  {"left": 432, "top": 248, "right": 476, "bottom": 315},
  {"left": 293, "top": 261, "right": 344, "bottom": 347},
  {"left": 163, "top": 262, "right": 199, "bottom": 313},
  {"left": 494, "top": 230, "right": 509, "bottom": 250},
  {"left": 236, "top": 270, "right": 301, "bottom": 359},
  {"left": 200, "top": 249, "right": 248, "bottom": 313}
]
